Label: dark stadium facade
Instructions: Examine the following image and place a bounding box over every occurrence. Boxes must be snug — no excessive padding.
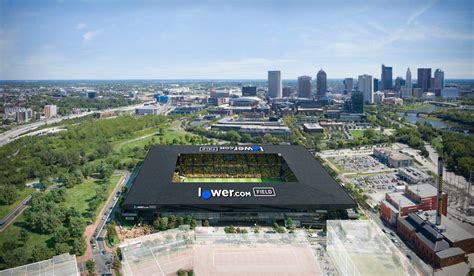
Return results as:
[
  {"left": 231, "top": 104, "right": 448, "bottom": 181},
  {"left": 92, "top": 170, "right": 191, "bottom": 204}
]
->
[{"left": 122, "top": 145, "right": 356, "bottom": 226}]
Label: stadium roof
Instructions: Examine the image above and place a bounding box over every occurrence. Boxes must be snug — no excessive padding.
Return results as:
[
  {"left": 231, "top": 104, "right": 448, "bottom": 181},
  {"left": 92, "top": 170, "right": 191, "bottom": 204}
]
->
[
  {"left": 0, "top": 254, "right": 78, "bottom": 276},
  {"left": 124, "top": 145, "right": 356, "bottom": 211}
]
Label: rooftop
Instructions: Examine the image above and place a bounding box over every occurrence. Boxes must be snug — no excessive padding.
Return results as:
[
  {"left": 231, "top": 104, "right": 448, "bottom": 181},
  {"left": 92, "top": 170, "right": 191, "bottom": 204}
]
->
[
  {"left": 0, "top": 254, "right": 78, "bottom": 276},
  {"left": 406, "top": 184, "right": 438, "bottom": 198}
]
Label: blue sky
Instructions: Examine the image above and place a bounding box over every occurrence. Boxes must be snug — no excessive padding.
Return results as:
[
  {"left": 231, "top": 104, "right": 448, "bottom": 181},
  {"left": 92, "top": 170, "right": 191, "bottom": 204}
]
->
[{"left": 0, "top": 0, "right": 472, "bottom": 79}]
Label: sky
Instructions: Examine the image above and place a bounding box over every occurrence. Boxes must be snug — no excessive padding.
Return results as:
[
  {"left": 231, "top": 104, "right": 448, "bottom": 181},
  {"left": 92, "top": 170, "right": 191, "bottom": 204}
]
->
[{"left": 0, "top": 0, "right": 473, "bottom": 80}]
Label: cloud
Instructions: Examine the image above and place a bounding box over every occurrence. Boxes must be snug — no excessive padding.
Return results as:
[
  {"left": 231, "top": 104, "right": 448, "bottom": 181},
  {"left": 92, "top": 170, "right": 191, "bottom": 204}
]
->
[
  {"left": 83, "top": 29, "right": 102, "bottom": 41},
  {"left": 406, "top": 0, "right": 439, "bottom": 25},
  {"left": 76, "top": 23, "right": 86, "bottom": 30}
]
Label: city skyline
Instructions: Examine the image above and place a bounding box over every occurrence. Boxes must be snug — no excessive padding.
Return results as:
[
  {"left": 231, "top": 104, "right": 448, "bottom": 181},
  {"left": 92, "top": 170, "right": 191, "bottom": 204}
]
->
[{"left": 0, "top": 0, "right": 473, "bottom": 80}]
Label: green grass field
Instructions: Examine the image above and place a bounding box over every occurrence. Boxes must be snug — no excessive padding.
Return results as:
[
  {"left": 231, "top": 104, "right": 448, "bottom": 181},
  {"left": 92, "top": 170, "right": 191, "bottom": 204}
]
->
[
  {"left": 181, "top": 177, "right": 283, "bottom": 183},
  {"left": 350, "top": 130, "right": 365, "bottom": 138}
]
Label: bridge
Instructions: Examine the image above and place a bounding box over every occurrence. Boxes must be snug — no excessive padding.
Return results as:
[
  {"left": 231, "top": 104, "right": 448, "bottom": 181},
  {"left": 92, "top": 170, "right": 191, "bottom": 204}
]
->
[
  {"left": 404, "top": 110, "right": 431, "bottom": 117},
  {"left": 427, "top": 101, "right": 459, "bottom": 107}
]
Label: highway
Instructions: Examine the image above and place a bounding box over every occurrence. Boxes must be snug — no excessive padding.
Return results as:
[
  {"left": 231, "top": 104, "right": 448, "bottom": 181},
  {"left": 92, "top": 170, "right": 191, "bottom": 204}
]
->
[
  {"left": 0, "top": 103, "right": 149, "bottom": 147},
  {"left": 0, "top": 194, "right": 32, "bottom": 232}
]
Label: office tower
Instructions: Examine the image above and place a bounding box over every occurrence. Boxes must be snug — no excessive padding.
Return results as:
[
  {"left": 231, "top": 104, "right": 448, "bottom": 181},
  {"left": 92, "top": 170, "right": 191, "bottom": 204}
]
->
[
  {"left": 282, "top": 87, "right": 293, "bottom": 97},
  {"left": 242, "top": 86, "right": 257, "bottom": 97},
  {"left": 373, "top": 78, "right": 379, "bottom": 92},
  {"left": 316, "top": 69, "right": 327, "bottom": 98},
  {"left": 43, "top": 104, "right": 57, "bottom": 118},
  {"left": 343, "top": 78, "right": 353, "bottom": 93},
  {"left": 297, "top": 76, "right": 312, "bottom": 98},
  {"left": 351, "top": 91, "right": 364, "bottom": 113},
  {"left": 434, "top": 69, "right": 445, "bottom": 89},
  {"left": 394, "top": 77, "right": 405, "bottom": 92},
  {"left": 405, "top": 68, "right": 412, "bottom": 89},
  {"left": 268, "top": 71, "right": 282, "bottom": 98},
  {"left": 381, "top": 64, "right": 393, "bottom": 90},
  {"left": 417, "top": 68, "right": 432, "bottom": 92},
  {"left": 358, "top": 74, "right": 373, "bottom": 104}
]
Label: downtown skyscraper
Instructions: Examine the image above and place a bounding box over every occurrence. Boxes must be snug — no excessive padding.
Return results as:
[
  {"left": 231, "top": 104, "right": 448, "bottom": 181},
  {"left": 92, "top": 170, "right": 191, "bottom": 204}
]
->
[
  {"left": 434, "top": 69, "right": 445, "bottom": 89},
  {"left": 358, "top": 74, "right": 373, "bottom": 104},
  {"left": 297, "top": 75, "right": 312, "bottom": 98},
  {"left": 267, "top": 70, "right": 282, "bottom": 98},
  {"left": 381, "top": 64, "right": 393, "bottom": 90},
  {"left": 417, "top": 68, "right": 432, "bottom": 92},
  {"left": 316, "top": 69, "right": 327, "bottom": 98}
]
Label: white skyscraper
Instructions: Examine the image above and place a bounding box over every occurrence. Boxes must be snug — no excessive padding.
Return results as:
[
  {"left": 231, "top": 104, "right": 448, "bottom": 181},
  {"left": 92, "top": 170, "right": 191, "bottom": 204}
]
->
[
  {"left": 358, "top": 74, "right": 373, "bottom": 104},
  {"left": 405, "top": 68, "right": 412, "bottom": 89},
  {"left": 268, "top": 70, "right": 282, "bottom": 98},
  {"left": 401, "top": 68, "right": 413, "bottom": 99}
]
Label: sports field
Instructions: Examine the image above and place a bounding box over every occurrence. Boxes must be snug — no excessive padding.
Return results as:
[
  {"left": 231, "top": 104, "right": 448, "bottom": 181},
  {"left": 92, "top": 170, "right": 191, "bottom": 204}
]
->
[{"left": 181, "top": 177, "right": 283, "bottom": 183}]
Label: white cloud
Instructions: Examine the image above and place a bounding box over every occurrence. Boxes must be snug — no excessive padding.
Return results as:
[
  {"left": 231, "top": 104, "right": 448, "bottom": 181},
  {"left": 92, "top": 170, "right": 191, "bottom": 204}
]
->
[
  {"left": 83, "top": 29, "right": 102, "bottom": 41},
  {"left": 76, "top": 23, "right": 86, "bottom": 30},
  {"left": 406, "top": 0, "right": 439, "bottom": 25}
]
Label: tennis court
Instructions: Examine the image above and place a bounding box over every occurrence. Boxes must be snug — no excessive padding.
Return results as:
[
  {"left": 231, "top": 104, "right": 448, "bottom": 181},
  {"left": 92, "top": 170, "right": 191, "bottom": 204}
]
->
[{"left": 181, "top": 177, "right": 284, "bottom": 183}]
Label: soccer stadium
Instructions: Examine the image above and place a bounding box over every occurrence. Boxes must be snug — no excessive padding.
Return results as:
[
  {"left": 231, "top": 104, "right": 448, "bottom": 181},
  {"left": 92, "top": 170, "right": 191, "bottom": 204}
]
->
[{"left": 123, "top": 145, "right": 356, "bottom": 226}]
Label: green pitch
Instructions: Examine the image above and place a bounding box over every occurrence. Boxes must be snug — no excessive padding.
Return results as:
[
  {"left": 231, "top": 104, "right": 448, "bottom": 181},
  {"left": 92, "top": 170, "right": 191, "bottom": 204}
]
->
[{"left": 181, "top": 177, "right": 283, "bottom": 183}]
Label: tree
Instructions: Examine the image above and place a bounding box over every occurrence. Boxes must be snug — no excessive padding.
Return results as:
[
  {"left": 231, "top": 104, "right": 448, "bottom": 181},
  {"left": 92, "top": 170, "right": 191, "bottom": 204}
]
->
[
  {"left": 160, "top": 217, "right": 169, "bottom": 230},
  {"left": 286, "top": 218, "right": 295, "bottom": 230},
  {"left": 53, "top": 226, "right": 71, "bottom": 244},
  {"left": 71, "top": 237, "right": 86, "bottom": 255},
  {"left": 0, "top": 185, "right": 18, "bottom": 205},
  {"left": 203, "top": 219, "right": 210, "bottom": 227},
  {"left": 31, "top": 244, "right": 54, "bottom": 262},
  {"left": 19, "top": 229, "right": 29, "bottom": 243},
  {"left": 112, "top": 255, "right": 122, "bottom": 271},
  {"left": 3, "top": 247, "right": 28, "bottom": 268},
  {"left": 86, "top": 260, "right": 96, "bottom": 276},
  {"left": 54, "top": 242, "right": 70, "bottom": 255},
  {"left": 190, "top": 219, "right": 197, "bottom": 229},
  {"left": 154, "top": 217, "right": 162, "bottom": 230}
]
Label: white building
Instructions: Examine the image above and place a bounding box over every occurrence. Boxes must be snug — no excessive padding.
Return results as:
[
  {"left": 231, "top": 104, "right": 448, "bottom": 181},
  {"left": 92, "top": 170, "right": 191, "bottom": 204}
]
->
[
  {"left": 44, "top": 104, "right": 58, "bottom": 118},
  {"left": 268, "top": 70, "right": 282, "bottom": 98},
  {"left": 358, "top": 74, "right": 373, "bottom": 104},
  {"left": 373, "top": 91, "right": 385, "bottom": 104},
  {"left": 135, "top": 106, "right": 161, "bottom": 115}
]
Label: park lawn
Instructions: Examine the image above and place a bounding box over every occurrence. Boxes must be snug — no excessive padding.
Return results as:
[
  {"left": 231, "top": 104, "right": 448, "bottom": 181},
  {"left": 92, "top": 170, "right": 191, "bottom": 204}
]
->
[
  {"left": 63, "top": 175, "right": 121, "bottom": 218},
  {"left": 0, "top": 214, "right": 54, "bottom": 261},
  {"left": 0, "top": 175, "right": 122, "bottom": 265},
  {"left": 350, "top": 130, "right": 364, "bottom": 139},
  {"left": 0, "top": 187, "right": 35, "bottom": 218}
]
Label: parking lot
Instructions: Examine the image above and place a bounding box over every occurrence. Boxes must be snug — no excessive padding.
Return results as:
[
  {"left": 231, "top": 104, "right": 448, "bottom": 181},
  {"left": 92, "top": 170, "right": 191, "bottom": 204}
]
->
[{"left": 330, "top": 155, "right": 389, "bottom": 173}]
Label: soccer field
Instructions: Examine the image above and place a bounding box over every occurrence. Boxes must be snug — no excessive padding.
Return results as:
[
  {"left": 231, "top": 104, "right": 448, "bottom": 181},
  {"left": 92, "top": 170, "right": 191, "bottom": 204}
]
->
[{"left": 181, "top": 177, "right": 283, "bottom": 183}]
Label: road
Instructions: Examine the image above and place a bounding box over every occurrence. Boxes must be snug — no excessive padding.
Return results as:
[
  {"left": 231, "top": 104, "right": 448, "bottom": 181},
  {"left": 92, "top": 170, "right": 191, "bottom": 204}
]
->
[
  {"left": 90, "top": 171, "right": 131, "bottom": 275},
  {"left": 0, "top": 103, "right": 148, "bottom": 147},
  {"left": 0, "top": 194, "right": 32, "bottom": 232}
]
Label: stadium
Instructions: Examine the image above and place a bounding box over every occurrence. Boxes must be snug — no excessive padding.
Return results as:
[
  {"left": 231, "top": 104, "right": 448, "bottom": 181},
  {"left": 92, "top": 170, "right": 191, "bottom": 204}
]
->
[{"left": 123, "top": 145, "right": 356, "bottom": 226}]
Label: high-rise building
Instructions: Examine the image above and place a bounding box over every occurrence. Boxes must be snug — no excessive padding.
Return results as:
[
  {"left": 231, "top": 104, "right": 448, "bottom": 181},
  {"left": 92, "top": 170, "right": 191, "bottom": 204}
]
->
[
  {"left": 297, "top": 75, "right": 312, "bottom": 98},
  {"left": 267, "top": 71, "right": 282, "bottom": 98},
  {"left": 282, "top": 87, "right": 293, "bottom": 97},
  {"left": 417, "top": 68, "right": 432, "bottom": 92},
  {"left": 381, "top": 64, "right": 393, "bottom": 90},
  {"left": 351, "top": 91, "right": 364, "bottom": 113},
  {"left": 358, "top": 74, "right": 373, "bottom": 104},
  {"left": 373, "top": 78, "right": 379, "bottom": 92},
  {"left": 394, "top": 77, "right": 405, "bottom": 92},
  {"left": 242, "top": 86, "right": 257, "bottom": 97},
  {"left": 343, "top": 78, "right": 353, "bottom": 93},
  {"left": 434, "top": 69, "right": 445, "bottom": 89},
  {"left": 44, "top": 104, "right": 57, "bottom": 118},
  {"left": 316, "top": 69, "right": 327, "bottom": 98},
  {"left": 405, "top": 68, "right": 412, "bottom": 89}
]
